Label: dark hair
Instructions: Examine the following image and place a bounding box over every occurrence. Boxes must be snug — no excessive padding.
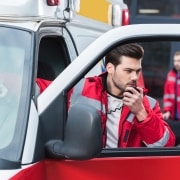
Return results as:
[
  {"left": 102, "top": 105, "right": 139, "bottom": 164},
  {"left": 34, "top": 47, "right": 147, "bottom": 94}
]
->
[
  {"left": 174, "top": 51, "right": 180, "bottom": 56},
  {"left": 105, "top": 43, "right": 144, "bottom": 67}
]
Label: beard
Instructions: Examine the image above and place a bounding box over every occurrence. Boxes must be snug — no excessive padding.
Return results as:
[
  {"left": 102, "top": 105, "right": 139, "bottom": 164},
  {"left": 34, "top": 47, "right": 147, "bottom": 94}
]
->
[
  {"left": 112, "top": 76, "right": 137, "bottom": 93},
  {"left": 112, "top": 77, "right": 126, "bottom": 93}
]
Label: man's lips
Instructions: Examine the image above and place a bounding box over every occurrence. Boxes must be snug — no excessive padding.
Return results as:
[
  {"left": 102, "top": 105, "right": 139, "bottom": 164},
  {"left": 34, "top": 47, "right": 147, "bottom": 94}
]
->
[{"left": 127, "top": 83, "right": 136, "bottom": 87}]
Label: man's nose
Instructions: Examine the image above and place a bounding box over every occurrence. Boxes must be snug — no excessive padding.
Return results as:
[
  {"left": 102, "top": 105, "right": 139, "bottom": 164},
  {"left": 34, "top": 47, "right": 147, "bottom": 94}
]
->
[{"left": 131, "top": 71, "right": 139, "bottom": 81}]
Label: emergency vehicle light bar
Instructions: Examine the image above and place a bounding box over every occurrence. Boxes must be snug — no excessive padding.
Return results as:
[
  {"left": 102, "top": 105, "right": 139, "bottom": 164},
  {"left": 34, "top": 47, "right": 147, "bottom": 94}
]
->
[{"left": 47, "top": 0, "right": 59, "bottom": 6}]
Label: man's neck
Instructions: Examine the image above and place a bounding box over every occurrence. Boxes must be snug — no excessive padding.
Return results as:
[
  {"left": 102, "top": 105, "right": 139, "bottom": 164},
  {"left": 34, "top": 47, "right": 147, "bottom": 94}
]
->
[{"left": 106, "top": 76, "right": 123, "bottom": 97}]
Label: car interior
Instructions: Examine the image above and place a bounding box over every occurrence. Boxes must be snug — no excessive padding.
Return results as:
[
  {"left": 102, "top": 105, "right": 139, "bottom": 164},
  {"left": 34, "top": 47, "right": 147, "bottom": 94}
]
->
[{"left": 37, "top": 36, "right": 70, "bottom": 81}]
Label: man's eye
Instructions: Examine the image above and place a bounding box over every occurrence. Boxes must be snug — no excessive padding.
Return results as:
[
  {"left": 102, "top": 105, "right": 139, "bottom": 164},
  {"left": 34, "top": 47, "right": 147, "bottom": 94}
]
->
[{"left": 126, "top": 70, "right": 132, "bottom": 73}]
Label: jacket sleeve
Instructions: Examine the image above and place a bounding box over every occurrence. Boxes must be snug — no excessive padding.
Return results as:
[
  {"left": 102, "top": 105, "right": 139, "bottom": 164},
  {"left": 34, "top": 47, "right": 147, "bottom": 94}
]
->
[
  {"left": 163, "top": 72, "right": 175, "bottom": 115},
  {"left": 134, "top": 100, "right": 175, "bottom": 147},
  {"left": 36, "top": 78, "right": 52, "bottom": 94}
]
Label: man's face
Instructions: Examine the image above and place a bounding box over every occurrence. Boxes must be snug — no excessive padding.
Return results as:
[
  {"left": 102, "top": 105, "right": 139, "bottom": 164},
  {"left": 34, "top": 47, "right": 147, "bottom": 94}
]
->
[
  {"left": 174, "top": 54, "right": 180, "bottom": 72},
  {"left": 106, "top": 56, "right": 142, "bottom": 96}
]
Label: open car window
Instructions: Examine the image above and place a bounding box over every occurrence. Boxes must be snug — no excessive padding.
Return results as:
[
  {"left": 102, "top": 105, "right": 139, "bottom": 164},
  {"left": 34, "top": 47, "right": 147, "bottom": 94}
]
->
[{"left": 68, "top": 39, "right": 180, "bottom": 154}]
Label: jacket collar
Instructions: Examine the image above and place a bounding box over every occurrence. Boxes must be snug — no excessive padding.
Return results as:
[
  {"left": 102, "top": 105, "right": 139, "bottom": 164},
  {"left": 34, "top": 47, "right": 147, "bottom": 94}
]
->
[{"left": 99, "top": 71, "right": 108, "bottom": 92}]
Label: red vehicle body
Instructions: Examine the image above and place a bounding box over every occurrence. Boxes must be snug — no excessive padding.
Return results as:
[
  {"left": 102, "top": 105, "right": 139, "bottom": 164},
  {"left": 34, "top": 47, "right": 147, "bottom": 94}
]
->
[{"left": 10, "top": 157, "right": 180, "bottom": 180}]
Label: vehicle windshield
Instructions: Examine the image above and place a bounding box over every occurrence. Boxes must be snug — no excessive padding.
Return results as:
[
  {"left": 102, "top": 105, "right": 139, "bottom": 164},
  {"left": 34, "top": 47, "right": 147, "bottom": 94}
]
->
[{"left": 0, "top": 26, "right": 32, "bottom": 160}]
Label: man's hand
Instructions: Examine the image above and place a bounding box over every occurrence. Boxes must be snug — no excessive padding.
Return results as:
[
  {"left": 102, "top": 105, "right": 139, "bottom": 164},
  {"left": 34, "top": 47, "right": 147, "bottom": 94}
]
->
[
  {"left": 123, "top": 87, "right": 147, "bottom": 122},
  {"left": 163, "top": 111, "right": 171, "bottom": 120}
]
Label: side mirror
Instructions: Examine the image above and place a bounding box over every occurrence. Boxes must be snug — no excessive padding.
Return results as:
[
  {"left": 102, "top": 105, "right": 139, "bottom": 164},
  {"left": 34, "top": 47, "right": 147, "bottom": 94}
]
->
[{"left": 45, "top": 103, "right": 102, "bottom": 160}]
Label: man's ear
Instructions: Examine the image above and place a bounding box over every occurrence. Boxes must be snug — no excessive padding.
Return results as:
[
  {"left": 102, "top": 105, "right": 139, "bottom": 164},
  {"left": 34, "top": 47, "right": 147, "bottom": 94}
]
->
[{"left": 106, "top": 62, "right": 114, "bottom": 74}]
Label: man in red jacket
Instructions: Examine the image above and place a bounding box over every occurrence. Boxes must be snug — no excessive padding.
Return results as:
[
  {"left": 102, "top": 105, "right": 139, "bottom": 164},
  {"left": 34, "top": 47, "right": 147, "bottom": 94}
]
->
[
  {"left": 37, "top": 43, "right": 175, "bottom": 147},
  {"left": 163, "top": 51, "right": 180, "bottom": 121}
]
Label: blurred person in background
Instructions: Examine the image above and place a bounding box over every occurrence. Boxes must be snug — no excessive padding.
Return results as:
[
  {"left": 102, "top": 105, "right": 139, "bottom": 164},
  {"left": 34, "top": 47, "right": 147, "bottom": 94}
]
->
[{"left": 163, "top": 51, "right": 180, "bottom": 121}]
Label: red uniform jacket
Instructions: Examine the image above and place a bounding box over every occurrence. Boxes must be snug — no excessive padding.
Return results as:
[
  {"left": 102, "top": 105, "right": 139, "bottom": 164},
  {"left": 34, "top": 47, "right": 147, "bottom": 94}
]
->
[
  {"left": 36, "top": 78, "right": 52, "bottom": 94},
  {"left": 69, "top": 73, "right": 175, "bottom": 147}
]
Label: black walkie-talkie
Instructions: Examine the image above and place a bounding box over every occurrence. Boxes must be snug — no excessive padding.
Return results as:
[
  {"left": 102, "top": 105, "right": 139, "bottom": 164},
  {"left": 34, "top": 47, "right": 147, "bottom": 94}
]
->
[{"left": 126, "top": 87, "right": 140, "bottom": 94}]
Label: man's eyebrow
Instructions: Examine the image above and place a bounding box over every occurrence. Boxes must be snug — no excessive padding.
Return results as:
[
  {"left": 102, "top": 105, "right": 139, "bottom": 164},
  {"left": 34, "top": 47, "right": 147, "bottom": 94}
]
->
[{"left": 123, "top": 67, "right": 142, "bottom": 71}]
